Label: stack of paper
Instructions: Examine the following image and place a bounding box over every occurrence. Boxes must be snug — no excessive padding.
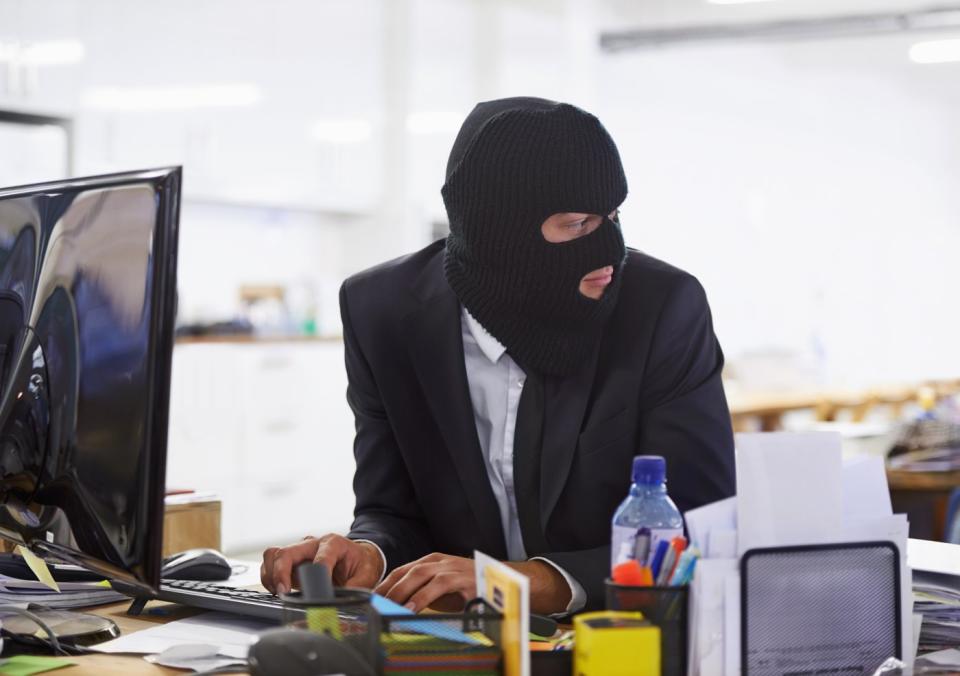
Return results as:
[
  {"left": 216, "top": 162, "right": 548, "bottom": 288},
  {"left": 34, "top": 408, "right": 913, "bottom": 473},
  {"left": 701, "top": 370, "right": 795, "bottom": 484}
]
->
[
  {"left": 0, "top": 574, "right": 126, "bottom": 608},
  {"left": 908, "top": 539, "right": 960, "bottom": 653},
  {"left": 685, "top": 432, "right": 913, "bottom": 676},
  {"left": 381, "top": 632, "right": 499, "bottom": 675}
]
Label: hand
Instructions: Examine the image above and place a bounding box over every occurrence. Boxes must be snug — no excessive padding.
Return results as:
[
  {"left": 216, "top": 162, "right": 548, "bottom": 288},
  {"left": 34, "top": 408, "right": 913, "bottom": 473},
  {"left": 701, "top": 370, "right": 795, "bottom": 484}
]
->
[
  {"left": 506, "top": 560, "right": 573, "bottom": 616},
  {"left": 261, "top": 534, "right": 384, "bottom": 595},
  {"left": 375, "top": 553, "right": 475, "bottom": 613}
]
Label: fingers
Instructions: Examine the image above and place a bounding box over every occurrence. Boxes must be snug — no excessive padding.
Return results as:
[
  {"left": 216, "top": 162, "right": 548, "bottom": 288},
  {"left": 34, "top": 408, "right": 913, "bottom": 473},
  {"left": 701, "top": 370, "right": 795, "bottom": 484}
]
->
[
  {"left": 374, "top": 561, "right": 416, "bottom": 597},
  {"left": 405, "top": 573, "right": 472, "bottom": 614},
  {"left": 378, "top": 561, "right": 443, "bottom": 608},
  {"left": 260, "top": 547, "right": 278, "bottom": 591},
  {"left": 262, "top": 538, "right": 321, "bottom": 595},
  {"left": 312, "top": 535, "right": 353, "bottom": 585},
  {"left": 375, "top": 553, "right": 475, "bottom": 613},
  {"left": 375, "top": 552, "right": 442, "bottom": 597}
]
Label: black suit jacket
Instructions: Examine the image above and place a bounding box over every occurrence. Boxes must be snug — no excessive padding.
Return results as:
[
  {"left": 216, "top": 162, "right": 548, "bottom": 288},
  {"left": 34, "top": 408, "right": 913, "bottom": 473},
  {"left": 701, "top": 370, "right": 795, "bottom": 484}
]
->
[{"left": 341, "top": 240, "right": 735, "bottom": 609}]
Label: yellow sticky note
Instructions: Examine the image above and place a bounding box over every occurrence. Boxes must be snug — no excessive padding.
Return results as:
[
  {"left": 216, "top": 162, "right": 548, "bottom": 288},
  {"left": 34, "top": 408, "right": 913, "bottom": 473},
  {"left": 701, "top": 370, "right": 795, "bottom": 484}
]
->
[{"left": 14, "top": 545, "right": 60, "bottom": 593}]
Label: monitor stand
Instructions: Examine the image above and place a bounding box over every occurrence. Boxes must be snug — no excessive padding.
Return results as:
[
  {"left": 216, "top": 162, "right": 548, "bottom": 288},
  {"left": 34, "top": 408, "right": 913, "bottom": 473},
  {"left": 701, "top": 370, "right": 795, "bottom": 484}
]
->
[{"left": 109, "top": 579, "right": 153, "bottom": 616}]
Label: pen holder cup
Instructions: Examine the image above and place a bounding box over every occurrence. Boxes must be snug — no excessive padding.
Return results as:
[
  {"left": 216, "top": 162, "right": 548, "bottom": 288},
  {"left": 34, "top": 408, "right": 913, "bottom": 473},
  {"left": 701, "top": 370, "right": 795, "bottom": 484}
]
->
[
  {"left": 605, "top": 580, "right": 688, "bottom": 676},
  {"left": 374, "top": 598, "right": 504, "bottom": 676},
  {"left": 280, "top": 587, "right": 379, "bottom": 669}
]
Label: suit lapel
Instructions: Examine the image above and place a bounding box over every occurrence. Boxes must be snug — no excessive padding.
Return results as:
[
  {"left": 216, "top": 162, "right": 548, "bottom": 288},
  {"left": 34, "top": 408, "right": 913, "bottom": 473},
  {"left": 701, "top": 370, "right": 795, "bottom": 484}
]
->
[
  {"left": 540, "top": 339, "right": 601, "bottom": 530},
  {"left": 403, "top": 251, "right": 507, "bottom": 558}
]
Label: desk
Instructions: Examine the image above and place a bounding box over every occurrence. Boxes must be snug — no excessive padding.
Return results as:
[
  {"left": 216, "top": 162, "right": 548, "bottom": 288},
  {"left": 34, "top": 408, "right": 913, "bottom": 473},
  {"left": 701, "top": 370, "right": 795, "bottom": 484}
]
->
[
  {"left": 888, "top": 467, "right": 960, "bottom": 541},
  {"left": 727, "top": 379, "right": 960, "bottom": 432},
  {"left": 53, "top": 601, "right": 201, "bottom": 675},
  {"left": 1, "top": 501, "right": 230, "bottom": 673}
]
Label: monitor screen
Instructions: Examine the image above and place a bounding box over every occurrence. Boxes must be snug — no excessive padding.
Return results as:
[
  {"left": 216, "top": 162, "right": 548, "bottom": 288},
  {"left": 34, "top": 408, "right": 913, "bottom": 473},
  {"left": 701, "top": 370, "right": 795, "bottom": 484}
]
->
[{"left": 0, "top": 167, "right": 180, "bottom": 593}]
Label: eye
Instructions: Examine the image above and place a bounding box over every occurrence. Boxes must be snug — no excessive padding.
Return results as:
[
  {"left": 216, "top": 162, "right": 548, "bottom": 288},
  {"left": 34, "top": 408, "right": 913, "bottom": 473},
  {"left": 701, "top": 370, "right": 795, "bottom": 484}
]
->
[{"left": 566, "top": 220, "right": 587, "bottom": 232}]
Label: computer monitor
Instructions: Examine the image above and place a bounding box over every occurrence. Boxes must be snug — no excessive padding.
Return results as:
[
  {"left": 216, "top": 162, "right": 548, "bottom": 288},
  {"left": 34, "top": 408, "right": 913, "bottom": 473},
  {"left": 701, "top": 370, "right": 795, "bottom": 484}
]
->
[{"left": 0, "top": 167, "right": 180, "bottom": 594}]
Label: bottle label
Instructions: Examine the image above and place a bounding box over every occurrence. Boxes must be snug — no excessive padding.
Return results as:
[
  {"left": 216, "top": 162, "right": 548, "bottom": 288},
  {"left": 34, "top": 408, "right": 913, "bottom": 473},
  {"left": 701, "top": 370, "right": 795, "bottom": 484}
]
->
[{"left": 611, "top": 525, "right": 683, "bottom": 570}]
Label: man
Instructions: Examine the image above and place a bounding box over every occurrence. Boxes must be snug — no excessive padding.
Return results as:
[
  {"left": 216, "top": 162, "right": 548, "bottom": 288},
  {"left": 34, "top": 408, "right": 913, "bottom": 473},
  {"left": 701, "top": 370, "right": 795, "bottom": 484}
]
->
[{"left": 261, "top": 97, "right": 735, "bottom": 615}]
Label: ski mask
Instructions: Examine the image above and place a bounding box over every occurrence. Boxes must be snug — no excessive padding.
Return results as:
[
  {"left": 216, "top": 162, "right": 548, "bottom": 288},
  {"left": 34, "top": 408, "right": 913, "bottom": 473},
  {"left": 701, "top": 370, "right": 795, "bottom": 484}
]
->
[{"left": 442, "top": 97, "right": 628, "bottom": 376}]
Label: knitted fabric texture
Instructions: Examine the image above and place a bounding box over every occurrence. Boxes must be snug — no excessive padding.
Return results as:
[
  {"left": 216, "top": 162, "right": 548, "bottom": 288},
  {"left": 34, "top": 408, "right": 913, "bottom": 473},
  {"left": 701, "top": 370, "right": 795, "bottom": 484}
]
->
[{"left": 442, "top": 97, "right": 628, "bottom": 375}]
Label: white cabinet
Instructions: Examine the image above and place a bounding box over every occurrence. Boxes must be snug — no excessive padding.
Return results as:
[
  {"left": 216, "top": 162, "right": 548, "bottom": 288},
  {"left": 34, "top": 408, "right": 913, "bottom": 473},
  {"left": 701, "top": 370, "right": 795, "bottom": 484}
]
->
[{"left": 166, "top": 341, "right": 356, "bottom": 554}]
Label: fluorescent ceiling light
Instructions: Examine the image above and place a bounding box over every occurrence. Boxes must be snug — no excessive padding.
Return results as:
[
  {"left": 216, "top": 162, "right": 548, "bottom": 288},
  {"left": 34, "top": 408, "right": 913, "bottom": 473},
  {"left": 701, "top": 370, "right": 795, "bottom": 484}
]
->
[
  {"left": 83, "top": 84, "right": 261, "bottom": 111},
  {"left": 909, "top": 38, "right": 960, "bottom": 64},
  {"left": 707, "top": 0, "right": 778, "bottom": 4},
  {"left": 0, "top": 39, "right": 85, "bottom": 65},
  {"left": 310, "top": 119, "right": 372, "bottom": 144},
  {"left": 406, "top": 111, "right": 463, "bottom": 135}
]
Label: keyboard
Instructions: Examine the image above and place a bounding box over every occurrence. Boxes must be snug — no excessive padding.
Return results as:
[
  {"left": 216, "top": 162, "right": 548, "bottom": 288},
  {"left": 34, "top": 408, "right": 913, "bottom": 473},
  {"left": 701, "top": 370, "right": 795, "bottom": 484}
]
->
[{"left": 157, "top": 579, "right": 292, "bottom": 622}]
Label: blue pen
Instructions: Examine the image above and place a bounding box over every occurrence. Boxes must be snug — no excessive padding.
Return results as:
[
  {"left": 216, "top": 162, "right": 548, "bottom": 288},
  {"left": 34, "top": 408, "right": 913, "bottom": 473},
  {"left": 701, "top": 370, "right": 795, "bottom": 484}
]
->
[
  {"left": 669, "top": 548, "right": 699, "bottom": 586},
  {"left": 649, "top": 539, "right": 670, "bottom": 581}
]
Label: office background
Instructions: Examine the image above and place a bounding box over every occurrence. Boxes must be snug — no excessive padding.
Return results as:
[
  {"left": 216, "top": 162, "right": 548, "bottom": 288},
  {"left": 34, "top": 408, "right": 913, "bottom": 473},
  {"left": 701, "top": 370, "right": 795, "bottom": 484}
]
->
[{"left": 2, "top": 0, "right": 959, "bottom": 554}]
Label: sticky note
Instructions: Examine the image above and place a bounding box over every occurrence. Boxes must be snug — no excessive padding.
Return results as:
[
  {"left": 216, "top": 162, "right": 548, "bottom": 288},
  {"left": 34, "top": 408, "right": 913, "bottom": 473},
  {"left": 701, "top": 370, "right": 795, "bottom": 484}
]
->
[
  {"left": 0, "top": 655, "right": 75, "bottom": 675},
  {"left": 14, "top": 546, "right": 59, "bottom": 593}
]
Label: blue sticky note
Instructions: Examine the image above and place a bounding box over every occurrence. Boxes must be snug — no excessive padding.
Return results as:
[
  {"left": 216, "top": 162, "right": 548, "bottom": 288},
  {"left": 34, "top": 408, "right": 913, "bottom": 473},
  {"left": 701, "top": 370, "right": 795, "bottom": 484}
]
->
[{"left": 370, "top": 594, "right": 483, "bottom": 645}]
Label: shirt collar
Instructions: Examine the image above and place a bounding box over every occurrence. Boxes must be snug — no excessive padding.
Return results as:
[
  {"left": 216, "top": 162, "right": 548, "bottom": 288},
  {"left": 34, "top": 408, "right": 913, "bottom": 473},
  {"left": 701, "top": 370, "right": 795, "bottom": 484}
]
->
[{"left": 462, "top": 307, "right": 507, "bottom": 364}]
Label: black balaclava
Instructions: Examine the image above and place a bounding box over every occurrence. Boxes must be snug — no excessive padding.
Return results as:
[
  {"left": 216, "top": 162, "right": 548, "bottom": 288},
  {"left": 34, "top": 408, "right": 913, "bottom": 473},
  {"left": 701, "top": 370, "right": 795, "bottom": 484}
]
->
[{"left": 442, "top": 97, "right": 628, "bottom": 376}]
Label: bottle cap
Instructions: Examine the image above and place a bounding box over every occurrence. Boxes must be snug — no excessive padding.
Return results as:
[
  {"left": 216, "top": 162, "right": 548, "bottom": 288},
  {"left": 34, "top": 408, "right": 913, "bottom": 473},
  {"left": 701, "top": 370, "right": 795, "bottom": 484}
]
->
[{"left": 632, "top": 455, "right": 666, "bottom": 485}]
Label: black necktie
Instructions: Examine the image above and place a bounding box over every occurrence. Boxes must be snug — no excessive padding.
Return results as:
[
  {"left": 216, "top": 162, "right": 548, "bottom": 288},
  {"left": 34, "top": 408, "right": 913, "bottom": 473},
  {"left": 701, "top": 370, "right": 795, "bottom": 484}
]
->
[{"left": 513, "top": 366, "right": 549, "bottom": 557}]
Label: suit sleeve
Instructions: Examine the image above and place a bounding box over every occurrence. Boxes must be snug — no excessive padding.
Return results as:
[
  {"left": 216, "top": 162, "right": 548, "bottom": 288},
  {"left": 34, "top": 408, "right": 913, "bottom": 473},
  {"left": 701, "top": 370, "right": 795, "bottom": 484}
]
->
[
  {"left": 539, "top": 274, "right": 736, "bottom": 611},
  {"left": 340, "top": 283, "right": 434, "bottom": 571},
  {"left": 637, "top": 274, "right": 736, "bottom": 514}
]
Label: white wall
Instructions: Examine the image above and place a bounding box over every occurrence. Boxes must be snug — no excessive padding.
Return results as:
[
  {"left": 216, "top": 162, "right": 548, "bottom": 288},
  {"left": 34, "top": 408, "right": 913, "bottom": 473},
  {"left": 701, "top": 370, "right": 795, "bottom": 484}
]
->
[
  {"left": 175, "top": 201, "right": 351, "bottom": 336},
  {"left": 596, "top": 34, "right": 960, "bottom": 386}
]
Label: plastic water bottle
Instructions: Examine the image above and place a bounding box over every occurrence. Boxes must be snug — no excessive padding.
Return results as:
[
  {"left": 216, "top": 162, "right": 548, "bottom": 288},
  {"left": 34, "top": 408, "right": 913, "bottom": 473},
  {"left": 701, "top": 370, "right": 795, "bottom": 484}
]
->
[{"left": 611, "top": 455, "right": 684, "bottom": 570}]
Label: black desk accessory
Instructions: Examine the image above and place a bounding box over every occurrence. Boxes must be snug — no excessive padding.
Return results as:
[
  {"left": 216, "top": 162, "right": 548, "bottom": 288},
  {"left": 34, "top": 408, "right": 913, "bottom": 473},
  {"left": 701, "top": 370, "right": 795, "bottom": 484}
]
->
[{"left": 741, "top": 541, "right": 901, "bottom": 676}]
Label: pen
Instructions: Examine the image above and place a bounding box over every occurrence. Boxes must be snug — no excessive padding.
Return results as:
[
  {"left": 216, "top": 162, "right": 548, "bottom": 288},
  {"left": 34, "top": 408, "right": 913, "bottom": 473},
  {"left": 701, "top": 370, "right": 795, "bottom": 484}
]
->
[
  {"left": 649, "top": 540, "right": 670, "bottom": 581},
  {"left": 669, "top": 548, "right": 699, "bottom": 586},
  {"left": 656, "top": 537, "right": 687, "bottom": 586},
  {"left": 634, "top": 527, "right": 651, "bottom": 566}
]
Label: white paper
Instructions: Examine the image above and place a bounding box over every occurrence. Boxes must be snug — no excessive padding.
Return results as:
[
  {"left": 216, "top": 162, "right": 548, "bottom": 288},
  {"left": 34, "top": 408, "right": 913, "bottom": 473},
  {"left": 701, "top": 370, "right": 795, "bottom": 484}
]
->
[
  {"left": 144, "top": 653, "right": 248, "bottom": 672},
  {"left": 736, "top": 432, "right": 843, "bottom": 555},
  {"left": 918, "top": 647, "right": 960, "bottom": 666},
  {"left": 685, "top": 497, "right": 736, "bottom": 559},
  {"left": 723, "top": 573, "right": 740, "bottom": 676},
  {"left": 842, "top": 455, "right": 893, "bottom": 521},
  {"left": 143, "top": 643, "right": 249, "bottom": 672},
  {"left": 912, "top": 614, "right": 923, "bottom": 663},
  {"left": 691, "top": 559, "right": 737, "bottom": 676},
  {"left": 224, "top": 559, "right": 266, "bottom": 588},
  {"left": 908, "top": 538, "right": 960, "bottom": 577},
  {"left": 92, "top": 611, "right": 273, "bottom": 657}
]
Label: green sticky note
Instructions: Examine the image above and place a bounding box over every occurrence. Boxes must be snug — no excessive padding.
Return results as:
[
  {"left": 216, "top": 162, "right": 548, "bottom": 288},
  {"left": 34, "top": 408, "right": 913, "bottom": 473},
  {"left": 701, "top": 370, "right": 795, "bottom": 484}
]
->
[{"left": 0, "top": 655, "right": 75, "bottom": 676}]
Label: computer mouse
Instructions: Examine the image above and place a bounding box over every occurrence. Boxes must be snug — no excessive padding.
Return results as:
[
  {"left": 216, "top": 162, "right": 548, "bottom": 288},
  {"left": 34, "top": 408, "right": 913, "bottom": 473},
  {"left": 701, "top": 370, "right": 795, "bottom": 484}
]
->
[
  {"left": 161, "top": 548, "right": 232, "bottom": 581},
  {"left": 248, "top": 627, "right": 376, "bottom": 676}
]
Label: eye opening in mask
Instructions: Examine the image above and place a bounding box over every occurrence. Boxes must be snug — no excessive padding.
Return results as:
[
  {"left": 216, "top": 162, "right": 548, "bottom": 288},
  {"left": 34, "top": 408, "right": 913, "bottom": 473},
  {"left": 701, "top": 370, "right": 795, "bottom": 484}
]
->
[{"left": 540, "top": 209, "right": 619, "bottom": 244}]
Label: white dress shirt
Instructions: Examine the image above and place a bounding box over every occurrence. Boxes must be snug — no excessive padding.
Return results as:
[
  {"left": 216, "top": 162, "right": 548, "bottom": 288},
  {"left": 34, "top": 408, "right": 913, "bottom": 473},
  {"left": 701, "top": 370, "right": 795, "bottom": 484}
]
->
[
  {"left": 461, "top": 308, "right": 586, "bottom": 614},
  {"left": 353, "top": 308, "right": 587, "bottom": 614}
]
